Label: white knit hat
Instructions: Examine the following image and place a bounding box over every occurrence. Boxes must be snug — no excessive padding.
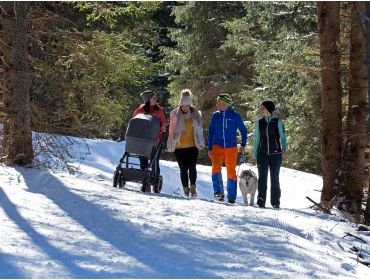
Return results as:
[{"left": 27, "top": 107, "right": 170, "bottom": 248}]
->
[{"left": 179, "top": 89, "right": 192, "bottom": 106}]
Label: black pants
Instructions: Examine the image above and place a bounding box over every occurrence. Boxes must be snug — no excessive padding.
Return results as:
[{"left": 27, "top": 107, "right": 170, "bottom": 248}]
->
[
  {"left": 257, "top": 153, "right": 282, "bottom": 206},
  {"left": 174, "top": 147, "right": 198, "bottom": 189},
  {"left": 139, "top": 143, "right": 163, "bottom": 176}
]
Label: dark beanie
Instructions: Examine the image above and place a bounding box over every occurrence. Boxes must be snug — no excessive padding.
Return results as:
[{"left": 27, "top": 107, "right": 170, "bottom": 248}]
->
[
  {"left": 140, "top": 90, "right": 155, "bottom": 103},
  {"left": 261, "top": 101, "right": 275, "bottom": 114}
]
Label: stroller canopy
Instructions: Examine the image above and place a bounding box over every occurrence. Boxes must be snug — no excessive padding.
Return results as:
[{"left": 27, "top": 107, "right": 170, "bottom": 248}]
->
[{"left": 125, "top": 113, "right": 160, "bottom": 156}]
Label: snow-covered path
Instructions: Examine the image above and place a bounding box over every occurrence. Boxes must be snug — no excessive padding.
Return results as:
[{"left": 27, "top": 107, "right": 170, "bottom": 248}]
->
[{"left": 1, "top": 137, "right": 370, "bottom": 278}]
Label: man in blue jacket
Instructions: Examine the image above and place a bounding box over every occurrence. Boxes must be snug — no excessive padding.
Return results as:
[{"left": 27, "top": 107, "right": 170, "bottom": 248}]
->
[{"left": 208, "top": 93, "right": 248, "bottom": 203}]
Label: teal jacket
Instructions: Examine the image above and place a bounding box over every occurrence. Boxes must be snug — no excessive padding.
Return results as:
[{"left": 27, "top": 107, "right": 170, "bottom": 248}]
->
[{"left": 253, "top": 114, "right": 287, "bottom": 160}]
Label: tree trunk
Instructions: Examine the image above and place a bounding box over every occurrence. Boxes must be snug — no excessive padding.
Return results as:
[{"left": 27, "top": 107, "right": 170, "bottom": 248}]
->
[
  {"left": 342, "top": 2, "right": 368, "bottom": 214},
  {"left": 364, "top": 1, "right": 370, "bottom": 226},
  {"left": 1, "top": 1, "right": 33, "bottom": 165},
  {"left": 317, "top": 1, "right": 343, "bottom": 202},
  {"left": 368, "top": 3, "right": 370, "bottom": 132}
]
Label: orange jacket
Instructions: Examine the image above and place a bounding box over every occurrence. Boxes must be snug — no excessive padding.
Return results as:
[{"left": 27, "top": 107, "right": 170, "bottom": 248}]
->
[{"left": 133, "top": 105, "right": 166, "bottom": 142}]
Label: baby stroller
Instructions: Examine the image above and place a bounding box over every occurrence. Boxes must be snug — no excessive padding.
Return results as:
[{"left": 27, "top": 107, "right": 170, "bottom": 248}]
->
[{"left": 113, "top": 113, "right": 163, "bottom": 193}]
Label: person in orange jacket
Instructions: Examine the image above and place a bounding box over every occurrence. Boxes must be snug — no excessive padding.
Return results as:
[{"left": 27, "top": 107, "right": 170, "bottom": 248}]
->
[
  {"left": 133, "top": 90, "right": 167, "bottom": 180},
  {"left": 208, "top": 93, "right": 247, "bottom": 203}
]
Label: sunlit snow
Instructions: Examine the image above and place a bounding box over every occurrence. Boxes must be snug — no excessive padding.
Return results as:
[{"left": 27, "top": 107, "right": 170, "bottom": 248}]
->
[{"left": 1, "top": 135, "right": 370, "bottom": 278}]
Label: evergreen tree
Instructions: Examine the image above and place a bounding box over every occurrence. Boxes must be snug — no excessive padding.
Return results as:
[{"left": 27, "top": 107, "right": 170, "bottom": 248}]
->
[
  {"left": 1, "top": 1, "right": 33, "bottom": 165},
  {"left": 162, "top": 1, "right": 252, "bottom": 164},
  {"left": 147, "top": 1, "right": 179, "bottom": 112},
  {"left": 317, "top": 1, "right": 342, "bottom": 203},
  {"left": 223, "top": 1, "right": 321, "bottom": 172},
  {"left": 163, "top": 1, "right": 252, "bottom": 121},
  {"left": 1, "top": 1, "right": 165, "bottom": 169},
  {"left": 365, "top": 2, "right": 370, "bottom": 225},
  {"left": 25, "top": 1, "right": 161, "bottom": 139},
  {"left": 341, "top": 2, "right": 368, "bottom": 214}
]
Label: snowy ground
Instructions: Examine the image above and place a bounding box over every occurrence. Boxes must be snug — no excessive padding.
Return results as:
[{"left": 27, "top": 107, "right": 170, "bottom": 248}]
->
[{"left": 1, "top": 136, "right": 370, "bottom": 278}]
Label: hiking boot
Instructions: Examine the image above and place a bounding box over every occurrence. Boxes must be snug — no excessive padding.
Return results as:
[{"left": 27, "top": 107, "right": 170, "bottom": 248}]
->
[
  {"left": 214, "top": 192, "right": 224, "bottom": 201},
  {"left": 272, "top": 204, "right": 280, "bottom": 209},
  {"left": 228, "top": 198, "right": 236, "bottom": 204},
  {"left": 257, "top": 197, "right": 265, "bottom": 208},
  {"left": 190, "top": 185, "right": 197, "bottom": 197},
  {"left": 183, "top": 187, "right": 190, "bottom": 198}
]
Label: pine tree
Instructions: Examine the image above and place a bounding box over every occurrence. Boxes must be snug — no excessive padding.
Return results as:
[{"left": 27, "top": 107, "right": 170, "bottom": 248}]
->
[
  {"left": 364, "top": 0, "right": 370, "bottom": 225},
  {"left": 317, "top": 1, "right": 342, "bottom": 202},
  {"left": 341, "top": 2, "right": 368, "bottom": 214},
  {"left": 24, "top": 2, "right": 159, "bottom": 139},
  {"left": 1, "top": 1, "right": 34, "bottom": 165},
  {"left": 163, "top": 1, "right": 252, "bottom": 121},
  {"left": 223, "top": 1, "right": 321, "bottom": 172}
]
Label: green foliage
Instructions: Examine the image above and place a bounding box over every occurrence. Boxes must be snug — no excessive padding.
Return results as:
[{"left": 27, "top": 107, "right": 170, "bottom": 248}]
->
[
  {"left": 162, "top": 1, "right": 253, "bottom": 117},
  {"left": 160, "top": 1, "right": 325, "bottom": 171},
  {"left": 29, "top": 1, "right": 159, "bottom": 139},
  {"left": 74, "top": 1, "right": 161, "bottom": 32},
  {"left": 161, "top": 1, "right": 255, "bottom": 165},
  {"left": 7, "top": 1, "right": 342, "bottom": 174},
  {"left": 222, "top": 1, "right": 321, "bottom": 173}
]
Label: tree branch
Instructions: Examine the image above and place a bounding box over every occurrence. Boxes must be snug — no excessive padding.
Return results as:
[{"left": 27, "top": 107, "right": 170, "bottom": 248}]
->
[
  {"left": 306, "top": 196, "right": 332, "bottom": 214},
  {"left": 343, "top": 232, "right": 367, "bottom": 243},
  {"left": 0, "top": 38, "right": 10, "bottom": 49}
]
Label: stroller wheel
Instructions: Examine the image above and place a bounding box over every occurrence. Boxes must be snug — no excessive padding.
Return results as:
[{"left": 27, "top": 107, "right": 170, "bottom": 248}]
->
[
  {"left": 118, "top": 177, "right": 126, "bottom": 188},
  {"left": 113, "top": 170, "right": 120, "bottom": 188},
  {"left": 141, "top": 177, "right": 151, "bottom": 192},
  {"left": 153, "top": 175, "right": 163, "bottom": 193}
]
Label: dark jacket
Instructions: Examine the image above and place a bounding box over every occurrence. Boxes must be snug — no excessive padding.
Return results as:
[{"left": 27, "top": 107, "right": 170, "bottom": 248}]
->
[{"left": 253, "top": 114, "right": 287, "bottom": 160}]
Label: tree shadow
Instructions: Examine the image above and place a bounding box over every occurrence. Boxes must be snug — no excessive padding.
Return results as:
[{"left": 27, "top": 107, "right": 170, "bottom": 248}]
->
[
  {"left": 16, "top": 167, "right": 222, "bottom": 278},
  {"left": 0, "top": 187, "right": 91, "bottom": 278},
  {"left": 0, "top": 250, "right": 25, "bottom": 278}
]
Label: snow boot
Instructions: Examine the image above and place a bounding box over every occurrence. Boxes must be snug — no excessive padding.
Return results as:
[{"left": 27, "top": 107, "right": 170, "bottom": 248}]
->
[
  {"left": 257, "top": 197, "right": 265, "bottom": 208},
  {"left": 214, "top": 192, "right": 224, "bottom": 201},
  {"left": 183, "top": 187, "right": 190, "bottom": 198},
  {"left": 228, "top": 198, "right": 236, "bottom": 204},
  {"left": 190, "top": 185, "right": 197, "bottom": 197}
]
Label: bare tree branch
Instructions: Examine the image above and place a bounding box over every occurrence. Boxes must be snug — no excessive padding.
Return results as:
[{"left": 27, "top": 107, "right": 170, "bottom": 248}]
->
[
  {"left": 343, "top": 232, "right": 367, "bottom": 243},
  {"left": 306, "top": 196, "right": 332, "bottom": 214}
]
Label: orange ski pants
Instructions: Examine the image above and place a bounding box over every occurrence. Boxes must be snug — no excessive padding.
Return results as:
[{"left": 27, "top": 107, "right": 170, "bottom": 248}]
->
[{"left": 211, "top": 144, "right": 238, "bottom": 180}]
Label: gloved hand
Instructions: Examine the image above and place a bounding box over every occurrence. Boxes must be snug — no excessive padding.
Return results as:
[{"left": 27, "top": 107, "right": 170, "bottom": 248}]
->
[
  {"left": 237, "top": 151, "right": 246, "bottom": 165},
  {"left": 239, "top": 145, "right": 246, "bottom": 154}
]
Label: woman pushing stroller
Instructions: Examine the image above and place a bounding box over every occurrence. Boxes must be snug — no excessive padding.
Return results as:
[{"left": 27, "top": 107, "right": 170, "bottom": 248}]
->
[{"left": 133, "top": 90, "right": 167, "bottom": 191}]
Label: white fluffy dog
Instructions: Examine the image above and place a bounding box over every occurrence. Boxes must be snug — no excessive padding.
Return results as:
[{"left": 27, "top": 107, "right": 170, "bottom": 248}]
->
[{"left": 238, "top": 169, "right": 258, "bottom": 206}]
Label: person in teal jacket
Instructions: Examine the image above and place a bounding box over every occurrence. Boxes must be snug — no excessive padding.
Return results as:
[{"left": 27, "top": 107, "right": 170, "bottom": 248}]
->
[
  {"left": 208, "top": 93, "right": 247, "bottom": 203},
  {"left": 252, "top": 101, "right": 287, "bottom": 209}
]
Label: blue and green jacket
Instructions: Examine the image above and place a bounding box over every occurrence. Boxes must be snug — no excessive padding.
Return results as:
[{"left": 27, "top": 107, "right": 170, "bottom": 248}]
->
[
  {"left": 208, "top": 108, "right": 247, "bottom": 150},
  {"left": 253, "top": 114, "right": 287, "bottom": 160}
]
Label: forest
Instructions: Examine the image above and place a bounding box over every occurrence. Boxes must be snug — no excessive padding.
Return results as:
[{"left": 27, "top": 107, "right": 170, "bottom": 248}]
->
[{"left": 0, "top": 2, "right": 369, "bottom": 222}]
